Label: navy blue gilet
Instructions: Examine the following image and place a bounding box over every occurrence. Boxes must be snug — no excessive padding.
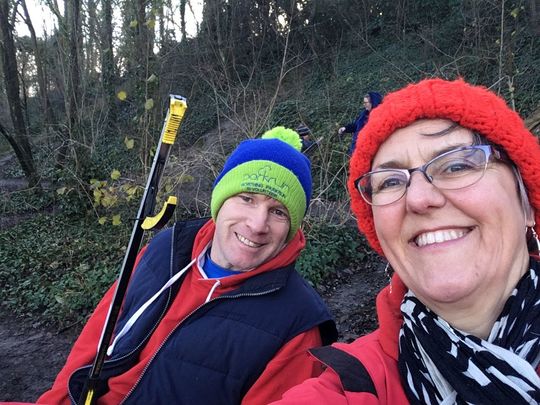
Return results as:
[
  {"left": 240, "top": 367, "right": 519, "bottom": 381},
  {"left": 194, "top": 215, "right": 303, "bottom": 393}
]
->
[{"left": 69, "top": 218, "right": 337, "bottom": 404}]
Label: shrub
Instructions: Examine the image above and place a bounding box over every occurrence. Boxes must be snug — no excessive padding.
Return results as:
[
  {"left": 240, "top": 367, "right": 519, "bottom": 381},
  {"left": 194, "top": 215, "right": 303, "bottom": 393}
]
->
[
  {"left": 297, "top": 221, "right": 370, "bottom": 286},
  {"left": 0, "top": 214, "right": 130, "bottom": 326}
]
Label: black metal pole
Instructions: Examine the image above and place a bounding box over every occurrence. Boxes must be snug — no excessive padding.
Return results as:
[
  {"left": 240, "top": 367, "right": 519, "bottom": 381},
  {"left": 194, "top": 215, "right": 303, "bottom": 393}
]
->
[{"left": 78, "top": 95, "right": 187, "bottom": 405}]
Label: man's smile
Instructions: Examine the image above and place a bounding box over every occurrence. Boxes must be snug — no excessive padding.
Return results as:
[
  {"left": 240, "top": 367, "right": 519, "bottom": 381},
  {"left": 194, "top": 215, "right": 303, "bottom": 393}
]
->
[{"left": 236, "top": 232, "right": 264, "bottom": 248}]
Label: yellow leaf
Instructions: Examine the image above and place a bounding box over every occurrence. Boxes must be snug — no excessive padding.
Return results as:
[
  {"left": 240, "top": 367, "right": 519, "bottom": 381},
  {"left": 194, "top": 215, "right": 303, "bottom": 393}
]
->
[
  {"left": 510, "top": 7, "right": 519, "bottom": 18},
  {"left": 111, "top": 169, "right": 121, "bottom": 180},
  {"left": 112, "top": 215, "right": 122, "bottom": 226},
  {"left": 179, "top": 174, "right": 194, "bottom": 184},
  {"left": 145, "top": 19, "right": 155, "bottom": 29},
  {"left": 89, "top": 178, "right": 99, "bottom": 185},
  {"left": 101, "top": 195, "right": 117, "bottom": 208},
  {"left": 124, "top": 137, "right": 135, "bottom": 149},
  {"left": 127, "top": 186, "right": 139, "bottom": 196},
  {"left": 130, "top": 20, "right": 138, "bottom": 28},
  {"left": 117, "top": 90, "right": 127, "bottom": 101},
  {"left": 56, "top": 187, "right": 66, "bottom": 195},
  {"left": 146, "top": 74, "right": 158, "bottom": 83},
  {"left": 93, "top": 189, "right": 103, "bottom": 203},
  {"left": 144, "top": 98, "right": 154, "bottom": 110},
  {"left": 98, "top": 217, "right": 107, "bottom": 225}
]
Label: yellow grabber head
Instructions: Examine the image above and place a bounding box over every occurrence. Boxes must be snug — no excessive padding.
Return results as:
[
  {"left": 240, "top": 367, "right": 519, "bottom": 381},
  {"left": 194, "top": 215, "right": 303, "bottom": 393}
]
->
[
  {"left": 162, "top": 95, "right": 187, "bottom": 145},
  {"left": 142, "top": 196, "right": 177, "bottom": 230}
]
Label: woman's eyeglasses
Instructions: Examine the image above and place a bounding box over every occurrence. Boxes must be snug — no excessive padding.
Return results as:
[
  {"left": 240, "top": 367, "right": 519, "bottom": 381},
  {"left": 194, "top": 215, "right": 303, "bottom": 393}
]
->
[{"left": 354, "top": 145, "right": 506, "bottom": 206}]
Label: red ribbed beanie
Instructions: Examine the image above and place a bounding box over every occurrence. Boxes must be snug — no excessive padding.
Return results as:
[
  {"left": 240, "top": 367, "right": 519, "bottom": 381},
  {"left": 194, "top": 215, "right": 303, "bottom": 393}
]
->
[{"left": 348, "top": 78, "right": 540, "bottom": 256}]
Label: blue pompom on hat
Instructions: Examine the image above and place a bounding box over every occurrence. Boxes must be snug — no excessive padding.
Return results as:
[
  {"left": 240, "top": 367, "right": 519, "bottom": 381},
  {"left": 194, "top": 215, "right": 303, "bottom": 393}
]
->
[{"left": 211, "top": 127, "right": 312, "bottom": 241}]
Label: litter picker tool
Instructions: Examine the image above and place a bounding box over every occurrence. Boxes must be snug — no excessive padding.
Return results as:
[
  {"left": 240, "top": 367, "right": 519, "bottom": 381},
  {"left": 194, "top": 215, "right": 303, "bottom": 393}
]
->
[{"left": 79, "top": 95, "right": 187, "bottom": 405}]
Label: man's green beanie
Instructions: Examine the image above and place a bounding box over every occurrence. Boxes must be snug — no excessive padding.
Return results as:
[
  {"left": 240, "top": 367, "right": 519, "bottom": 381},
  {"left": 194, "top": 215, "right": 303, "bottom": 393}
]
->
[{"left": 211, "top": 127, "right": 312, "bottom": 241}]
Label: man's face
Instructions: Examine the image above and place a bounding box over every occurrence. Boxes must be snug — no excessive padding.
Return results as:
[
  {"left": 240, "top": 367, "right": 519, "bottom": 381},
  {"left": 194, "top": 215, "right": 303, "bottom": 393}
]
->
[
  {"left": 210, "top": 193, "right": 290, "bottom": 271},
  {"left": 363, "top": 97, "right": 372, "bottom": 111}
]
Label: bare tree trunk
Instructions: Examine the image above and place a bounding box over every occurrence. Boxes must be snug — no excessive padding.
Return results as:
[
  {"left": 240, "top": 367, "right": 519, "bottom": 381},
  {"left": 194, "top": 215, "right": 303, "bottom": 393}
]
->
[
  {"left": 19, "top": 0, "right": 58, "bottom": 130},
  {"left": 43, "top": 0, "right": 71, "bottom": 168},
  {"left": 528, "top": 0, "right": 540, "bottom": 35},
  {"left": 0, "top": 0, "right": 38, "bottom": 187},
  {"left": 136, "top": 0, "right": 150, "bottom": 75},
  {"left": 64, "top": 0, "right": 84, "bottom": 171},
  {"left": 86, "top": 0, "right": 100, "bottom": 79},
  {"left": 101, "top": 0, "right": 116, "bottom": 128},
  {"left": 180, "top": 0, "right": 187, "bottom": 40},
  {"left": 158, "top": 0, "right": 164, "bottom": 48},
  {"left": 67, "top": 0, "right": 82, "bottom": 136}
]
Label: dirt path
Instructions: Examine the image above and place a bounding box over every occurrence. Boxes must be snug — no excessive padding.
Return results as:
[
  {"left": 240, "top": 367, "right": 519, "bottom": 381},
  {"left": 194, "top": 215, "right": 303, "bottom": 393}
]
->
[
  {"left": 0, "top": 315, "right": 81, "bottom": 402},
  {"left": 0, "top": 265, "right": 386, "bottom": 403}
]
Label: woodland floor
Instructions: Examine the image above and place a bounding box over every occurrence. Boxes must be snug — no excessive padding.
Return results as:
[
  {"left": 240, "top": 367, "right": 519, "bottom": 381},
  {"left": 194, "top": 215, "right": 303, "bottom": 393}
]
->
[{"left": 0, "top": 151, "right": 387, "bottom": 403}]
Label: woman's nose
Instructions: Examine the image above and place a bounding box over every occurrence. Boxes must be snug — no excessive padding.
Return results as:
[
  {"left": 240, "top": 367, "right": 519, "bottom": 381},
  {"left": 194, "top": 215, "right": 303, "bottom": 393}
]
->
[{"left": 405, "top": 171, "right": 446, "bottom": 213}]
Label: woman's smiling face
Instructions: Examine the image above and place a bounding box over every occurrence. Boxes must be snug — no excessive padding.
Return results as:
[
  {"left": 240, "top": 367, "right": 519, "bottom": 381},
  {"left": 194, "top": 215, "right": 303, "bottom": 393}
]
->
[{"left": 372, "top": 119, "right": 532, "bottom": 322}]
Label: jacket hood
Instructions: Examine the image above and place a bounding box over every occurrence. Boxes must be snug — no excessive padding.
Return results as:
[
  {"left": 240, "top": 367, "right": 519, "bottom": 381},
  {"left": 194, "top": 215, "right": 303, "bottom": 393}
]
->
[{"left": 368, "top": 91, "right": 383, "bottom": 109}]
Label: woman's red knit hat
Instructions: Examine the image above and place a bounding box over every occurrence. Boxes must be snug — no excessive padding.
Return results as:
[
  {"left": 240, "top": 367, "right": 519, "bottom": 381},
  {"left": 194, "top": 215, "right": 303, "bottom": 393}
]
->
[{"left": 348, "top": 78, "right": 540, "bottom": 256}]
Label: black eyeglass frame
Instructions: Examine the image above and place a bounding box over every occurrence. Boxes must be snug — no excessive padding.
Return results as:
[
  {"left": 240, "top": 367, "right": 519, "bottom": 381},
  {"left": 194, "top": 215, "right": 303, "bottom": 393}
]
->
[{"left": 354, "top": 144, "right": 508, "bottom": 206}]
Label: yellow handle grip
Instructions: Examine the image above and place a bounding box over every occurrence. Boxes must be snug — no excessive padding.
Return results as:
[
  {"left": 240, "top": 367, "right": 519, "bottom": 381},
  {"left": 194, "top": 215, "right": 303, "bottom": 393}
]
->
[
  {"left": 141, "top": 196, "right": 177, "bottom": 230},
  {"left": 162, "top": 96, "right": 187, "bottom": 145}
]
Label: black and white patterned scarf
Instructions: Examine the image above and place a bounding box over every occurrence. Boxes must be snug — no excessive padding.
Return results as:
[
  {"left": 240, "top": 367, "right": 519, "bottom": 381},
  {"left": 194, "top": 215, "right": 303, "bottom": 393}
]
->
[{"left": 398, "top": 261, "right": 540, "bottom": 405}]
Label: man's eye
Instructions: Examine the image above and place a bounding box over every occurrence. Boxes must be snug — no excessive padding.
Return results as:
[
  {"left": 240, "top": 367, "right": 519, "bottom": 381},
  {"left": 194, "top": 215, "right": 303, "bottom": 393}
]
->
[
  {"left": 271, "top": 208, "right": 288, "bottom": 218},
  {"left": 238, "top": 194, "right": 252, "bottom": 203}
]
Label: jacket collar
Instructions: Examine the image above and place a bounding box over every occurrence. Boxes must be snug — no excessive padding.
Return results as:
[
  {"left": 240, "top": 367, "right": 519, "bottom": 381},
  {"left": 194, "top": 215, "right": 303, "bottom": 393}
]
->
[{"left": 376, "top": 273, "right": 407, "bottom": 360}]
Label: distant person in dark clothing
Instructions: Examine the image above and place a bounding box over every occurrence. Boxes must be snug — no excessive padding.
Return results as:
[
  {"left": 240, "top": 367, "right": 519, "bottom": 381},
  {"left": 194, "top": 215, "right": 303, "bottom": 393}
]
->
[
  {"left": 296, "top": 124, "right": 315, "bottom": 153},
  {"left": 338, "top": 91, "right": 383, "bottom": 155}
]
